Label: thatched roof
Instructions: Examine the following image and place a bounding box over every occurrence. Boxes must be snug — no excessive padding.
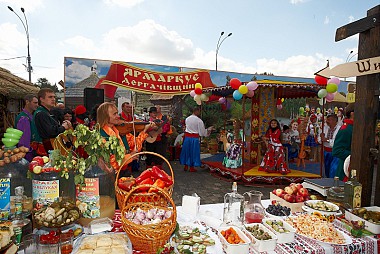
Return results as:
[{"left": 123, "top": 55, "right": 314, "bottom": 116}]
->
[
  {"left": 65, "top": 73, "right": 99, "bottom": 97},
  {"left": 0, "top": 67, "right": 39, "bottom": 99}
]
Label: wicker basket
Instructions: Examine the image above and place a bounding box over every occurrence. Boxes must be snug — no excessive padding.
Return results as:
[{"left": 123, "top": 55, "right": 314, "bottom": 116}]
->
[
  {"left": 121, "top": 184, "right": 177, "bottom": 254},
  {"left": 115, "top": 151, "right": 174, "bottom": 210}
]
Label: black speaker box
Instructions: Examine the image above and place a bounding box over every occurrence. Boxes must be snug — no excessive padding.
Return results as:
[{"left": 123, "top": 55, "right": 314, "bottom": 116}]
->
[{"left": 84, "top": 88, "right": 104, "bottom": 112}]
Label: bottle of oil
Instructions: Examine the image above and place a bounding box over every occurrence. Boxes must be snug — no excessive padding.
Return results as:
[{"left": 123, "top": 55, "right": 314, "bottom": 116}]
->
[{"left": 344, "top": 170, "right": 362, "bottom": 209}]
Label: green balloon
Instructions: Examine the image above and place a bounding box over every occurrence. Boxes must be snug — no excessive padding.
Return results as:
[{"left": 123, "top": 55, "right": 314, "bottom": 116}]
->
[
  {"left": 326, "top": 83, "right": 338, "bottom": 93},
  {"left": 318, "top": 89, "right": 328, "bottom": 98}
]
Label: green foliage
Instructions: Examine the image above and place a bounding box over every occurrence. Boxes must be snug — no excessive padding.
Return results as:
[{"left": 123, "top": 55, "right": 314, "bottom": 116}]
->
[
  {"left": 35, "top": 78, "right": 60, "bottom": 92},
  {"left": 52, "top": 124, "right": 125, "bottom": 185}
]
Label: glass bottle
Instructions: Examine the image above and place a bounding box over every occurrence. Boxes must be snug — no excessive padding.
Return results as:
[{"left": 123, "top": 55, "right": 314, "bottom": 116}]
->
[
  {"left": 12, "top": 186, "right": 32, "bottom": 245},
  {"left": 76, "top": 160, "right": 115, "bottom": 227},
  {"left": 223, "top": 182, "right": 244, "bottom": 226},
  {"left": 326, "top": 176, "right": 345, "bottom": 206},
  {"left": 0, "top": 157, "right": 32, "bottom": 220},
  {"left": 344, "top": 170, "right": 362, "bottom": 209}
]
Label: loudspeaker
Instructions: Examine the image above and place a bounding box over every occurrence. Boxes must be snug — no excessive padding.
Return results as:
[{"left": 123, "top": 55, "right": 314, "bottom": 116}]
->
[{"left": 84, "top": 88, "right": 104, "bottom": 112}]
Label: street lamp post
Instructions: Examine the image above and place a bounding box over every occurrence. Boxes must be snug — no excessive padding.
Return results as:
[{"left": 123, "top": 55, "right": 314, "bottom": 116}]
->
[
  {"left": 215, "top": 32, "right": 232, "bottom": 71},
  {"left": 8, "top": 6, "right": 32, "bottom": 82}
]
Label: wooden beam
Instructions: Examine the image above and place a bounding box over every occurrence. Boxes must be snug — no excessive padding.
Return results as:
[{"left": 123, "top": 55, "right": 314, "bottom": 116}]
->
[
  {"left": 350, "top": 5, "right": 380, "bottom": 207},
  {"left": 335, "top": 5, "right": 380, "bottom": 42}
]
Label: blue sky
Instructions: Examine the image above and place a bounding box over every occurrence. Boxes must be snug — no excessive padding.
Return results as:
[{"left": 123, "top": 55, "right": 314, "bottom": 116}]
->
[{"left": 0, "top": 0, "right": 378, "bottom": 87}]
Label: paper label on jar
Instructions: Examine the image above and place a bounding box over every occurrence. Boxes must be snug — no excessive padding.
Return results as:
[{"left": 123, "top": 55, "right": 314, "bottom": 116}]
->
[
  {"left": 32, "top": 180, "right": 60, "bottom": 209},
  {"left": 0, "top": 178, "right": 11, "bottom": 220},
  {"left": 76, "top": 178, "right": 100, "bottom": 218}
]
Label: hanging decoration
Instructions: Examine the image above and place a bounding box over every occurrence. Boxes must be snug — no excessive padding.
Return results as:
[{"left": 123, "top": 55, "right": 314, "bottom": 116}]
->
[
  {"left": 315, "top": 75, "right": 342, "bottom": 104},
  {"left": 188, "top": 82, "right": 209, "bottom": 105}
]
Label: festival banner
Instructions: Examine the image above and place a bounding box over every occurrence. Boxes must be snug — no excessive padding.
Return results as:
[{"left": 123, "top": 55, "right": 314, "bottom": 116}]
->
[{"left": 101, "top": 61, "right": 216, "bottom": 95}]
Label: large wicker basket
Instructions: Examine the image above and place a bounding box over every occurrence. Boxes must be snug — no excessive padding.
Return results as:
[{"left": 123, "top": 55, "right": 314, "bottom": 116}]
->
[
  {"left": 115, "top": 151, "right": 174, "bottom": 210},
  {"left": 121, "top": 184, "right": 177, "bottom": 254}
]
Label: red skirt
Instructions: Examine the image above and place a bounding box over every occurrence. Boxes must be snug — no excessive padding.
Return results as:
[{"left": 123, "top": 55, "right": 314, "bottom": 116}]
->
[{"left": 259, "top": 144, "right": 290, "bottom": 175}]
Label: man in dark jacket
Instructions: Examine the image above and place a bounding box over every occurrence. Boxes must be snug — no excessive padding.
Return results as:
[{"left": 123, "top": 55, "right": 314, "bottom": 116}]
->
[{"left": 34, "top": 88, "right": 72, "bottom": 152}]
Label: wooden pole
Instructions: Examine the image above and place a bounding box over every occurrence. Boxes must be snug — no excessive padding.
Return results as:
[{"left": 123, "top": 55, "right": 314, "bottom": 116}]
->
[
  {"left": 242, "top": 96, "right": 245, "bottom": 179},
  {"left": 320, "top": 98, "right": 325, "bottom": 177},
  {"left": 349, "top": 5, "right": 380, "bottom": 206}
]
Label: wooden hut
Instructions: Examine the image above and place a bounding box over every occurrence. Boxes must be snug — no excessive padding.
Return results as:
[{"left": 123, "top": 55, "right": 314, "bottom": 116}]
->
[{"left": 0, "top": 67, "right": 39, "bottom": 139}]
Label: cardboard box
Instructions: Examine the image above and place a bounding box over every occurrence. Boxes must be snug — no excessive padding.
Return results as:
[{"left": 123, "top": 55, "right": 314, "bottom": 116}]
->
[{"left": 270, "top": 193, "right": 304, "bottom": 213}]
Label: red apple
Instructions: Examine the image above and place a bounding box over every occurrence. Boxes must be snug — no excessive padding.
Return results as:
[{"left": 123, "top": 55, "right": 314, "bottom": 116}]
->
[
  {"left": 284, "top": 186, "right": 293, "bottom": 195},
  {"left": 284, "top": 194, "right": 295, "bottom": 203},
  {"left": 33, "top": 165, "right": 42, "bottom": 174},
  {"left": 290, "top": 185, "right": 298, "bottom": 194},
  {"left": 295, "top": 183, "right": 304, "bottom": 190},
  {"left": 289, "top": 183, "right": 296, "bottom": 187},
  {"left": 295, "top": 195, "right": 304, "bottom": 203},
  {"left": 272, "top": 189, "right": 276, "bottom": 195},
  {"left": 298, "top": 188, "right": 309, "bottom": 197},
  {"left": 275, "top": 189, "right": 285, "bottom": 196},
  {"left": 29, "top": 161, "right": 38, "bottom": 172},
  {"left": 280, "top": 193, "right": 286, "bottom": 199},
  {"left": 33, "top": 156, "right": 44, "bottom": 166}
]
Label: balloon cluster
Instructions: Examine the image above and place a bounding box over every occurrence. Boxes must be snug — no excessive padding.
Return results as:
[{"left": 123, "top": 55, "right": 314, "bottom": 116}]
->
[
  {"left": 189, "top": 83, "right": 209, "bottom": 105},
  {"left": 230, "top": 78, "right": 258, "bottom": 100},
  {"left": 276, "top": 98, "right": 285, "bottom": 110},
  {"left": 315, "top": 75, "right": 341, "bottom": 104}
]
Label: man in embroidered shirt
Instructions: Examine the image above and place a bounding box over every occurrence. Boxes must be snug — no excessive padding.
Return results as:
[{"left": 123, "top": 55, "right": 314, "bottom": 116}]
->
[
  {"left": 15, "top": 94, "right": 38, "bottom": 161},
  {"left": 319, "top": 114, "right": 341, "bottom": 178},
  {"left": 180, "top": 107, "right": 212, "bottom": 172},
  {"left": 333, "top": 103, "right": 355, "bottom": 181},
  {"left": 120, "top": 102, "right": 134, "bottom": 121},
  {"left": 34, "top": 88, "right": 72, "bottom": 152}
]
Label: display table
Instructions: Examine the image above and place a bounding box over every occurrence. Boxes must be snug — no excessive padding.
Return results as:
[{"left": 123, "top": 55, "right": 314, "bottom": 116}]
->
[{"left": 112, "top": 200, "right": 379, "bottom": 254}]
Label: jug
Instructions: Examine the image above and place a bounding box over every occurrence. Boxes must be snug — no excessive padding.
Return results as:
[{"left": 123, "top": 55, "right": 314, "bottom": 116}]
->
[{"left": 243, "top": 190, "right": 265, "bottom": 223}]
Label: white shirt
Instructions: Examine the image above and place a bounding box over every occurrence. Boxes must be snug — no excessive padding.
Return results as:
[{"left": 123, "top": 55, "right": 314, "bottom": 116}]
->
[
  {"left": 318, "top": 123, "right": 341, "bottom": 148},
  {"left": 174, "top": 133, "right": 185, "bottom": 146},
  {"left": 185, "top": 114, "right": 209, "bottom": 137}
]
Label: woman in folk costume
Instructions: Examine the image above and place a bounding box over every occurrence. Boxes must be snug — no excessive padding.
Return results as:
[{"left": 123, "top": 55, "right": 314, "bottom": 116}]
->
[
  {"left": 305, "top": 114, "right": 320, "bottom": 161},
  {"left": 259, "top": 119, "right": 290, "bottom": 175},
  {"left": 97, "top": 102, "right": 154, "bottom": 172}
]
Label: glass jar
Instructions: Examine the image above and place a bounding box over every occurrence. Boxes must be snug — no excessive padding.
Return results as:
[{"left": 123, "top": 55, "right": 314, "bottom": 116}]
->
[
  {"left": 76, "top": 160, "right": 115, "bottom": 227},
  {"left": 0, "top": 158, "right": 32, "bottom": 220},
  {"left": 32, "top": 171, "right": 75, "bottom": 210}
]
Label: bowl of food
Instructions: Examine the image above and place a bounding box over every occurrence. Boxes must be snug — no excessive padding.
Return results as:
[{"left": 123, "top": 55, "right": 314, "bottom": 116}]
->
[
  {"left": 262, "top": 218, "right": 295, "bottom": 244},
  {"left": 218, "top": 226, "right": 250, "bottom": 254},
  {"left": 244, "top": 223, "right": 277, "bottom": 252},
  {"left": 265, "top": 203, "right": 291, "bottom": 220},
  {"left": 302, "top": 200, "right": 342, "bottom": 221}
]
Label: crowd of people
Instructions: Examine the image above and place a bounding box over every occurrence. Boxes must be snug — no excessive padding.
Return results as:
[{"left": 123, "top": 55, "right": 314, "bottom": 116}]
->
[
  {"left": 13, "top": 87, "right": 356, "bottom": 181},
  {"left": 256, "top": 104, "right": 354, "bottom": 180}
]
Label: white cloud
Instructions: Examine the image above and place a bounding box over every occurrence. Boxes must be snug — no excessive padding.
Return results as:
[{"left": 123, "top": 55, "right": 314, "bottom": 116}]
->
[
  {"left": 348, "top": 15, "right": 355, "bottom": 23},
  {"left": 63, "top": 36, "right": 97, "bottom": 51},
  {"left": 290, "top": 0, "right": 307, "bottom": 5},
  {"left": 324, "top": 16, "right": 330, "bottom": 24},
  {"left": 103, "top": 0, "right": 144, "bottom": 8},
  {"left": 0, "top": 0, "right": 44, "bottom": 13},
  {"left": 65, "top": 61, "right": 92, "bottom": 84}
]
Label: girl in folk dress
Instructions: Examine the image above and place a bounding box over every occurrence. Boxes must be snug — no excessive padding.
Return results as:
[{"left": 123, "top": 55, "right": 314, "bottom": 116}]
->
[{"left": 259, "top": 119, "right": 290, "bottom": 175}]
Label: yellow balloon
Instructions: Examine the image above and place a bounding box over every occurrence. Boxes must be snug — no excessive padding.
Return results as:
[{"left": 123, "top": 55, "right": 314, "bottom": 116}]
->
[
  {"left": 281, "top": 98, "right": 285, "bottom": 102},
  {"left": 195, "top": 83, "right": 202, "bottom": 89},
  {"left": 238, "top": 85, "right": 248, "bottom": 95}
]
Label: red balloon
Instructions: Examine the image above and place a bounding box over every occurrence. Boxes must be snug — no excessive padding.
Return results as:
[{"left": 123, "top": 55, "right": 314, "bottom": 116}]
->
[
  {"left": 315, "top": 75, "right": 328, "bottom": 85},
  {"left": 194, "top": 88, "right": 203, "bottom": 95},
  {"left": 230, "top": 78, "right": 241, "bottom": 90}
]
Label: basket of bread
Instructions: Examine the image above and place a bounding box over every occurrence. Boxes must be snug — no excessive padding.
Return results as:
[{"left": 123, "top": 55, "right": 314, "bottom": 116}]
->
[
  {"left": 115, "top": 151, "right": 174, "bottom": 210},
  {"left": 121, "top": 184, "right": 176, "bottom": 254}
]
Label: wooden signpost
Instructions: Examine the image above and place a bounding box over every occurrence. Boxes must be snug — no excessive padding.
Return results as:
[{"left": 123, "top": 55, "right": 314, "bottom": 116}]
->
[
  {"left": 315, "top": 56, "right": 380, "bottom": 78},
  {"left": 334, "top": 5, "right": 380, "bottom": 206}
]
